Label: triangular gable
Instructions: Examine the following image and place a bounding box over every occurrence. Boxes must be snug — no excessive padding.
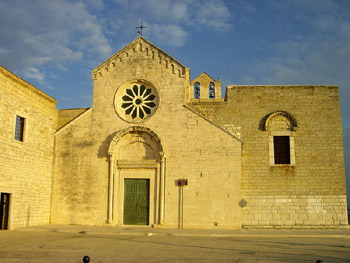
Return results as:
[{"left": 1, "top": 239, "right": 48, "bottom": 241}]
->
[
  {"left": 183, "top": 105, "right": 242, "bottom": 142},
  {"left": 92, "top": 37, "right": 186, "bottom": 79},
  {"left": 197, "top": 72, "right": 216, "bottom": 82},
  {"left": 55, "top": 108, "right": 92, "bottom": 135}
]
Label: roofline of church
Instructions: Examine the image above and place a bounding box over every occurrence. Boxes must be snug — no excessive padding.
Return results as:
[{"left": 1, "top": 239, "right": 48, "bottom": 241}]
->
[
  {"left": 92, "top": 37, "right": 187, "bottom": 75},
  {"left": 58, "top": 107, "right": 91, "bottom": 111},
  {"left": 55, "top": 107, "right": 92, "bottom": 134},
  {"left": 183, "top": 104, "right": 242, "bottom": 143},
  {"left": 0, "top": 65, "right": 57, "bottom": 104},
  {"left": 200, "top": 72, "right": 216, "bottom": 81},
  {"left": 226, "top": 84, "right": 338, "bottom": 88}
]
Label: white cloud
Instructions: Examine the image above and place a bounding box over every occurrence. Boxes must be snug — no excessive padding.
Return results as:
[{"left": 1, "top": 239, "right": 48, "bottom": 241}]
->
[
  {"left": 22, "top": 67, "right": 45, "bottom": 85},
  {"left": 150, "top": 24, "right": 189, "bottom": 47},
  {"left": 83, "top": 0, "right": 104, "bottom": 11},
  {"left": 107, "top": 0, "right": 232, "bottom": 46},
  {"left": 0, "top": 47, "right": 9, "bottom": 55},
  {"left": 172, "top": 2, "right": 188, "bottom": 21},
  {"left": 193, "top": 0, "right": 232, "bottom": 31},
  {"left": 0, "top": 0, "right": 111, "bottom": 88}
]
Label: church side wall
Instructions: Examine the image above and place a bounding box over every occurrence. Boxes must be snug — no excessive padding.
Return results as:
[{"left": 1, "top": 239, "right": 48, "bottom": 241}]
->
[
  {"left": 231, "top": 86, "right": 347, "bottom": 227},
  {"left": 161, "top": 108, "right": 242, "bottom": 228},
  {"left": 0, "top": 67, "right": 57, "bottom": 228},
  {"left": 189, "top": 85, "right": 348, "bottom": 227},
  {"left": 51, "top": 109, "right": 100, "bottom": 225}
]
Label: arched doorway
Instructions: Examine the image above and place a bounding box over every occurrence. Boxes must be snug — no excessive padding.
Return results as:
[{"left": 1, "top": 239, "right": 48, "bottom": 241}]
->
[{"left": 107, "top": 126, "right": 165, "bottom": 226}]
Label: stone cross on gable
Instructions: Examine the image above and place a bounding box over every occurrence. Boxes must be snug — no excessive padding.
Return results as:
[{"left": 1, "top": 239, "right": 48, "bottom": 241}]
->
[{"left": 136, "top": 21, "right": 147, "bottom": 37}]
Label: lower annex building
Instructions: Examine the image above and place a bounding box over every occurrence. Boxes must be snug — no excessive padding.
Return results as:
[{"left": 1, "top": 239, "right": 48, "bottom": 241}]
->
[{"left": 0, "top": 37, "right": 348, "bottom": 230}]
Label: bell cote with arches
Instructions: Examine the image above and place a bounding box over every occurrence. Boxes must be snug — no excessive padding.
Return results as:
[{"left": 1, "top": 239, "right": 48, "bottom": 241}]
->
[{"left": 190, "top": 72, "right": 222, "bottom": 101}]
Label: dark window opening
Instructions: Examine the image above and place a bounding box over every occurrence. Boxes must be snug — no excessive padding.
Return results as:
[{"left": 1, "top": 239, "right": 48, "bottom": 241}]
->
[
  {"left": 194, "top": 82, "right": 200, "bottom": 99},
  {"left": 0, "top": 193, "right": 10, "bottom": 230},
  {"left": 274, "top": 136, "right": 290, "bottom": 164},
  {"left": 209, "top": 82, "right": 215, "bottom": 99},
  {"left": 15, "top": 115, "right": 25, "bottom": 141}
]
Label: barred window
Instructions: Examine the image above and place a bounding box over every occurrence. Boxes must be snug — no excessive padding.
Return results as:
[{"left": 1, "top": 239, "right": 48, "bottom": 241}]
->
[
  {"left": 273, "top": 136, "right": 290, "bottom": 164},
  {"left": 15, "top": 115, "right": 25, "bottom": 141}
]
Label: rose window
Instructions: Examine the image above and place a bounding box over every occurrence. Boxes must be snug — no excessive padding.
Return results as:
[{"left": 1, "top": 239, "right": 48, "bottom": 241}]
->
[{"left": 114, "top": 82, "right": 159, "bottom": 122}]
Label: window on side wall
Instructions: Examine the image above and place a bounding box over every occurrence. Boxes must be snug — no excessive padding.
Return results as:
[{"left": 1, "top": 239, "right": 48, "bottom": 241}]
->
[
  {"left": 265, "top": 111, "right": 297, "bottom": 166},
  {"left": 15, "top": 115, "right": 25, "bottom": 142},
  {"left": 273, "top": 136, "right": 290, "bottom": 164}
]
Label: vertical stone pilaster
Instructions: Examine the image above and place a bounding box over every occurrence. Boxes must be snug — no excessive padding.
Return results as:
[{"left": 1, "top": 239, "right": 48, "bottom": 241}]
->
[
  {"left": 108, "top": 153, "right": 114, "bottom": 223},
  {"left": 159, "top": 152, "right": 166, "bottom": 224}
]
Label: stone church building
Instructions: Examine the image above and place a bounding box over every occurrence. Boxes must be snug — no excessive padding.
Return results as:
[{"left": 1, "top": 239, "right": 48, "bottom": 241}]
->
[{"left": 0, "top": 37, "right": 348, "bottom": 230}]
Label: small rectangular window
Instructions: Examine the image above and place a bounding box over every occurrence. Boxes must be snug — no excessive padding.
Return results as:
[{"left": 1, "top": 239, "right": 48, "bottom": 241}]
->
[
  {"left": 15, "top": 115, "right": 25, "bottom": 141},
  {"left": 274, "top": 136, "right": 290, "bottom": 164}
]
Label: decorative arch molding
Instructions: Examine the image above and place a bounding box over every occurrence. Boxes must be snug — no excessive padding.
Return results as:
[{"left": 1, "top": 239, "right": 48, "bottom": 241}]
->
[
  {"left": 264, "top": 111, "right": 298, "bottom": 132},
  {"left": 92, "top": 37, "right": 186, "bottom": 80},
  {"left": 108, "top": 126, "right": 163, "bottom": 157},
  {"left": 107, "top": 126, "right": 166, "bottom": 226}
]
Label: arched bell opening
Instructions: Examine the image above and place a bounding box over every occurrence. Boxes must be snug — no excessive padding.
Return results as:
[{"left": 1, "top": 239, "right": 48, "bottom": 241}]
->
[{"left": 107, "top": 126, "right": 165, "bottom": 227}]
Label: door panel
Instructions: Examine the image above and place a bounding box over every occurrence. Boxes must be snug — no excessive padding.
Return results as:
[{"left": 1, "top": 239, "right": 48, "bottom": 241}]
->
[
  {"left": 0, "top": 193, "right": 10, "bottom": 230},
  {"left": 123, "top": 179, "right": 149, "bottom": 225}
]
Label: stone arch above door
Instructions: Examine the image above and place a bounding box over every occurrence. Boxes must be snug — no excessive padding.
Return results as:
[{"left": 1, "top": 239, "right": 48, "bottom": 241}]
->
[
  {"left": 106, "top": 126, "right": 166, "bottom": 226},
  {"left": 108, "top": 126, "right": 163, "bottom": 159}
]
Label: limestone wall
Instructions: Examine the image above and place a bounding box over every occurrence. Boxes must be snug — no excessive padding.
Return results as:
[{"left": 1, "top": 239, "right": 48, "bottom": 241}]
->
[
  {"left": 52, "top": 38, "right": 242, "bottom": 228},
  {"left": 51, "top": 109, "right": 97, "bottom": 224},
  {"left": 0, "top": 66, "right": 57, "bottom": 228},
  {"left": 190, "top": 85, "right": 348, "bottom": 227},
  {"left": 57, "top": 108, "right": 90, "bottom": 129}
]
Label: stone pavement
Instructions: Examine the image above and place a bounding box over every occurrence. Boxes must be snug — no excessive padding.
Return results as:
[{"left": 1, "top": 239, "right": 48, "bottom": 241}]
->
[
  {"left": 16, "top": 224, "right": 350, "bottom": 238},
  {"left": 1, "top": 225, "right": 350, "bottom": 263}
]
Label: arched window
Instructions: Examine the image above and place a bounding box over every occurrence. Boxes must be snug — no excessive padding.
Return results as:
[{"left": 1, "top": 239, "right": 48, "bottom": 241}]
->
[
  {"left": 209, "top": 82, "right": 215, "bottom": 99},
  {"left": 171, "top": 64, "right": 174, "bottom": 74},
  {"left": 145, "top": 47, "right": 149, "bottom": 56},
  {"left": 193, "top": 82, "right": 200, "bottom": 99},
  {"left": 264, "top": 111, "right": 297, "bottom": 166}
]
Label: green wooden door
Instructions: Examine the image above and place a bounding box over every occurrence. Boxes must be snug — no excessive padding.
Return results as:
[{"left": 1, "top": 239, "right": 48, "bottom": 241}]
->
[{"left": 123, "top": 179, "right": 150, "bottom": 225}]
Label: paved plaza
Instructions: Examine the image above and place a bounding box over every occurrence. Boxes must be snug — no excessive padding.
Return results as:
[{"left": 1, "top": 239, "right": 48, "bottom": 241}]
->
[{"left": 0, "top": 225, "right": 349, "bottom": 263}]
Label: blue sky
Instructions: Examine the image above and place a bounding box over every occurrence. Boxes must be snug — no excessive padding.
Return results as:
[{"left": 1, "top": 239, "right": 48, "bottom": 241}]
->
[{"left": 1, "top": 0, "right": 350, "bottom": 199}]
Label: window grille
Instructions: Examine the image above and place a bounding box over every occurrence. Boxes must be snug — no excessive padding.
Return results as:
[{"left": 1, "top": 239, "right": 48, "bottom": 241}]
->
[{"left": 15, "top": 115, "right": 25, "bottom": 141}]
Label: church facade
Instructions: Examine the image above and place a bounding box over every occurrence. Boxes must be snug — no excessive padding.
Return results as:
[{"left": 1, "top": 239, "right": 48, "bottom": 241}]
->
[{"left": 1, "top": 37, "right": 348, "bottom": 230}]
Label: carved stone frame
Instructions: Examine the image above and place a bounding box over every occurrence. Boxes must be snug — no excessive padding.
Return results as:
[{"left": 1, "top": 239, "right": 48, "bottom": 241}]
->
[{"left": 107, "top": 126, "right": 166, "bottom": 226}]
